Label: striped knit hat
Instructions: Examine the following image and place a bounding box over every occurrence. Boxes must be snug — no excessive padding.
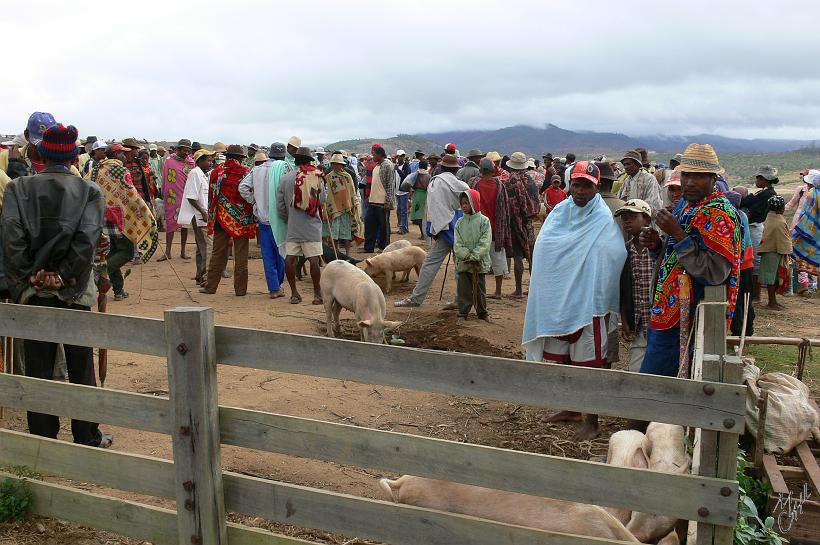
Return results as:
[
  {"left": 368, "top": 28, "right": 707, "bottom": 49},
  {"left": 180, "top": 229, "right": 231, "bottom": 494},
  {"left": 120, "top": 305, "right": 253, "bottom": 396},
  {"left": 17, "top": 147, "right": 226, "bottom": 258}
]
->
[{"left": 37, "top": 124, "right": 79, "bottom": 162}]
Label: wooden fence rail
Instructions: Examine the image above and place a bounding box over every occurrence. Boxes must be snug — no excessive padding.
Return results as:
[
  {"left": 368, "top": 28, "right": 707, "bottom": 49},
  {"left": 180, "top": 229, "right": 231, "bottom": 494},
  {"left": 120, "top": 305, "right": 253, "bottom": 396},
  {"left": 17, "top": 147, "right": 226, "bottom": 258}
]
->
[{"left": 0, "top": 285, "right": 742, "bottom": 545}]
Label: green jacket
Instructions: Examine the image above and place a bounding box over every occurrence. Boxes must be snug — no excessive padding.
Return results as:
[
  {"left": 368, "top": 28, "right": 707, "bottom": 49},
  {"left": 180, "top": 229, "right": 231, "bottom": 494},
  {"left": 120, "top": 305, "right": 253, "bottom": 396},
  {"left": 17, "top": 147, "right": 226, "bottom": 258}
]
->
[{"left": 454, "top": 205, "right": 492, "bottom": 274}]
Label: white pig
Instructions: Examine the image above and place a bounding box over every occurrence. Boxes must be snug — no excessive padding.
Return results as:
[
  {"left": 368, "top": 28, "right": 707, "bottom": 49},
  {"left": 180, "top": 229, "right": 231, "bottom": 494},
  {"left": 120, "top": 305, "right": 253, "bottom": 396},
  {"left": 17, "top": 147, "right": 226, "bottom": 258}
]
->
[
  {"left": 379, "top": 239, "right": 412, "bottom": 280},
  {"left": 604, "top": 430, "right": 650, "bottom": 525},
  {"left": 382, "top": 239, "right": 412, "bottom": 253},
  {"left": 363, "top": 245, "right": 426, "bottom": 294},
  {"left": 378, "top": 476, "right": 639, "bottom": 542},
  {"left": 626, "top": 423, "right": 691, "bottom": 543},
  {"left": 320, "top": 260, "right": 400, "bottom": 343}
]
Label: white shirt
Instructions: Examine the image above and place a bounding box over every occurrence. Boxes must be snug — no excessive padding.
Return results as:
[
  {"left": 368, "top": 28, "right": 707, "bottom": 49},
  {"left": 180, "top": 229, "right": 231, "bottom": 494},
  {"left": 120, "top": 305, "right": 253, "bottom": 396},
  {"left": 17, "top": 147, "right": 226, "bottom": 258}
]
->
[
  {"left": 238, "top": 160, "right": 273, "bottom": 224},
  {"left": 178, "top": 166, "right": 209, "bottom": 227}
]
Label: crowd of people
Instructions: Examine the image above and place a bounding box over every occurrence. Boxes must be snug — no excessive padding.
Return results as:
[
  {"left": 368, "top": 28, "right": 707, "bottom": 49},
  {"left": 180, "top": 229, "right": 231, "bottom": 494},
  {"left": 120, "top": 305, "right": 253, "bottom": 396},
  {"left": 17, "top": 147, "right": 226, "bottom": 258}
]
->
[{"left": 1, "top": 111, "right": 819, "bottom": 445}]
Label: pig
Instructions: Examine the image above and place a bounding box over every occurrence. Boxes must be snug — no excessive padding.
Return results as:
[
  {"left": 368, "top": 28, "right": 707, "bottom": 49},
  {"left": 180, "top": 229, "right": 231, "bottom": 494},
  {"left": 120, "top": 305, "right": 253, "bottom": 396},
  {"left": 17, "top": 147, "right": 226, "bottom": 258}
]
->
[
  {"left": 378, "top": 476, "right": 639, "bottom": 542},
  {"left": 626, "top": 423, "right": 691, "bottom": 543},
  {"left": 320, "top": 260, "right": 400, "bottom": 343},
  {"left": 382, "top": 239, "right": 412, "bottom": 253},
  {"left": 362, "top": 245, "right": 426, "bottom": 294},
  {"left": 379, "top": 239, "right": 413, "bottom": 281},
  {"left": 604, "top": 430, "right": 650, "bottom": 525}
]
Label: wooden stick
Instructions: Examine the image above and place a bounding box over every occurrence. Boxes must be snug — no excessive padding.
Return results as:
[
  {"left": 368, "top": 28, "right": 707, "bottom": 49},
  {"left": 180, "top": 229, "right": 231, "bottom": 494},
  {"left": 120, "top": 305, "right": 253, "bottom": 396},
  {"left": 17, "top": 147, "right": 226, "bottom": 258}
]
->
[
  {"left": 439, "top": 251, "right": 452, "bottom": 301},
  {"left": 738, "top": 292, "right": 750, "bottom": 357},
  {"left": 727, "top": 336, "right": 820, "bottom": 346}
]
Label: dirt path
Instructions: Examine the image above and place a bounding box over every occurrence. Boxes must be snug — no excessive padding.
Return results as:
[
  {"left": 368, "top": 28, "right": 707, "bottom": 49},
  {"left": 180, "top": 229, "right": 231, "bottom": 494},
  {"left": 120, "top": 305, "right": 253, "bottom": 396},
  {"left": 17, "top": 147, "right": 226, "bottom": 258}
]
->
[{"left": 1, "top": 223, "right": 817, "bottom": 544}]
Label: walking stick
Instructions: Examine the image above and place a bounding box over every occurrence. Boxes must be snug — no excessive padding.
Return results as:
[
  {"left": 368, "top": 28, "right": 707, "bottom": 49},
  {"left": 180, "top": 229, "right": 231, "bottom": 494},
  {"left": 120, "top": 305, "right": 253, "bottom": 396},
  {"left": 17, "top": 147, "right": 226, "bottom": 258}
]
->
[
  {"left": 677, "top": 272, "right": 692, "bottom": 379},
  {"left": 320, "top": 205, "right": 339, "bottom": 261},
  {"left": 439, "top": 250, "right": 453, "bottom": 301}
]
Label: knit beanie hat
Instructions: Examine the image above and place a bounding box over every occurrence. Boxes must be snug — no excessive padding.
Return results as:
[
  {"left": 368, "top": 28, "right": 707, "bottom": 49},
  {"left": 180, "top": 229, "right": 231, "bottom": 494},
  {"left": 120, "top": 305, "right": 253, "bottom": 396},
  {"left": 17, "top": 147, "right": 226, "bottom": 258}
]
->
[{"left": 38, "top": 124, "right": 79, "bottom": 162}]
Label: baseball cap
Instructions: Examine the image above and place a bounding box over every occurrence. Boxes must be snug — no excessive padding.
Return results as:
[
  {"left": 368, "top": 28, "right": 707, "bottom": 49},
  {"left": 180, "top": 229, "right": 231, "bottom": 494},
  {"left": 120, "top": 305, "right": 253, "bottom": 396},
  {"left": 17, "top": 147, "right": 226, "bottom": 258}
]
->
[
  {"left": 91, "top": 140, "right": 109, "bottom": 151},
  {"left": 615, "top": 199, "right": 653, "bottom": 217},
  {"left": 148, "top": 143, "right": 158, "bottom": 151},
  {"left": 569, "top": 160, "right": 601, "bottom": 185},
  {"left": 108, "top": 143, "right": 129, "bottom": 152},
  {"left": 396, "top": 149, "right": 406, "bottom": 156},
  {"left": 755, "top": 165, "right": 779, "bottom": 182},
  {"left": 193, "top": 149, "right": 214, "bottom": 162},
  {"left": 444, "top": 143, "right": 457, "bottom": 153},
  {"left": 26, "top": 112, "right": 57, "bottom": 146}
]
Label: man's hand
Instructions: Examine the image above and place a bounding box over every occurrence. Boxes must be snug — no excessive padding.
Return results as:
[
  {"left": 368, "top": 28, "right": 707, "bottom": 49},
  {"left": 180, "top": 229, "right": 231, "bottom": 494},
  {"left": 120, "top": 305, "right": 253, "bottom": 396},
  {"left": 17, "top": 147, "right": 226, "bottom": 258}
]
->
[
  {"left": 655, "top": 209, "right": 687, "bottom": 241},
  {"left": 639, "top": 226, "right": 661, "bottom": 250},
  {"left": 200, "top": 212, "right": 208, "bottom": 224},
  {"left": 29, "top": 270, "right": 63, "bottom": 290}
]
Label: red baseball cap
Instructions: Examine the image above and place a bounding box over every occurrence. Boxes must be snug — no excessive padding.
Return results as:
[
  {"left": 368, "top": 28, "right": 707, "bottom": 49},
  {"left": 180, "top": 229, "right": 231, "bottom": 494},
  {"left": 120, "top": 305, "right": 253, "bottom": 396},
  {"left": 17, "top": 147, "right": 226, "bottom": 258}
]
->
[
  {"left": 569, "top": 160, "right": 601, "bottom": 185},
  {"left": 444, "top": 142, "right": 457, "bottom": 153},
  {"left": 108, "top": 143, "right": 129, "bottom": 152}
]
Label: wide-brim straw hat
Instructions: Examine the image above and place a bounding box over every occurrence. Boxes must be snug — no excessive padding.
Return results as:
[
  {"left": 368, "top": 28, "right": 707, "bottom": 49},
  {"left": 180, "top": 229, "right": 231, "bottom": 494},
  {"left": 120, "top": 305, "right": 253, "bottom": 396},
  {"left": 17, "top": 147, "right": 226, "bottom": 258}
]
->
[
  {"left": 678, "top": 143, "right": 723, "bottom": 174},
  {"left": 507, "top": 151, "right": 528, "bottom": 170},
  {"left": 330, "top": 153, "right": 345, "bottom": 165},
  {"left": 212, "top": 142, "right": 228, "bottom": 153}
]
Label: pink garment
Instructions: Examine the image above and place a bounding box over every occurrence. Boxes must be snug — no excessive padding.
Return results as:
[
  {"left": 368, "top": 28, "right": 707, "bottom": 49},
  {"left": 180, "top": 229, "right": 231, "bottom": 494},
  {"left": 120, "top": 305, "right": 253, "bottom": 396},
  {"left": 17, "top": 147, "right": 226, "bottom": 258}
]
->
[
  {"left": 162, "top": 154, "right": 195, "bottom": 232},
  {"left": 785, "top": 184, "right": 810, "bottom": 230}
]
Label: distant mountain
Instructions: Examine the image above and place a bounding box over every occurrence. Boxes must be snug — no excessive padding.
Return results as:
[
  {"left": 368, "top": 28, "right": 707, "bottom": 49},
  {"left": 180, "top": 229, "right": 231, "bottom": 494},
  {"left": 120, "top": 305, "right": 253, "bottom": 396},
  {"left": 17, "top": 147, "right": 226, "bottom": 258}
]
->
[{"left": 326, "top": 124, "right": 816, "bottom": 157}]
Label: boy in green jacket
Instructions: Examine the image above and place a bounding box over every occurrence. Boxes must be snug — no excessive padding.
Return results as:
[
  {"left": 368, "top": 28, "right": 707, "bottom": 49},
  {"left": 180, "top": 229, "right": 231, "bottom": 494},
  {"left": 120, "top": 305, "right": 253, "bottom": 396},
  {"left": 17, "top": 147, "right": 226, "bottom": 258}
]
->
[{"left": 454, "top": 189, "right": 492, "bottom": 322}]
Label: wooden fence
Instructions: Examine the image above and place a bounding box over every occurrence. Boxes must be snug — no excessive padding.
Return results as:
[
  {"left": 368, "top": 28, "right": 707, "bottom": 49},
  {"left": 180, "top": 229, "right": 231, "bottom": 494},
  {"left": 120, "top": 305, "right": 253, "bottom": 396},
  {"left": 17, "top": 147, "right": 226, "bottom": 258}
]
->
[{"left": 0, "top": 285, "right": 745, "bottom": 545}]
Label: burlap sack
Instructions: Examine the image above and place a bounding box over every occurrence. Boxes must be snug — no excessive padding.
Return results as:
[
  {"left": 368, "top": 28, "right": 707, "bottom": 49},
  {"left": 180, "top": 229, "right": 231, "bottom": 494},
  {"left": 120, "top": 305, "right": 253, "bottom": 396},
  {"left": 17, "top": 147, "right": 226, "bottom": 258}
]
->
[{"left": 743, "top": 364, "right": 820, "bottom": 454}]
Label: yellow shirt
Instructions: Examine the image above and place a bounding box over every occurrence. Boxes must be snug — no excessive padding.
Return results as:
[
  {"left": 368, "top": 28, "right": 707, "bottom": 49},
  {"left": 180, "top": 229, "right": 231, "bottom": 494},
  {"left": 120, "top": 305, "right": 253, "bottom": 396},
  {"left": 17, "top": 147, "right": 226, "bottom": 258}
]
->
[{"left": 369, "top": 164, "right": 386, "bottom": 204}]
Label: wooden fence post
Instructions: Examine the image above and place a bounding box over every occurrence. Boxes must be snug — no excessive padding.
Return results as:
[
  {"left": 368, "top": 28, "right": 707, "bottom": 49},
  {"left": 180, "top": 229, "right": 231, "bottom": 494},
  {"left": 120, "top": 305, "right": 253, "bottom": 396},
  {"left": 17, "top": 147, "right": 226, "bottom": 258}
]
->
[
  {"left": 165, "top": 307, "right": 227, "bottom": 545},
  {"left": 694, "top": 286, "right": 740, "bottom": 545}
]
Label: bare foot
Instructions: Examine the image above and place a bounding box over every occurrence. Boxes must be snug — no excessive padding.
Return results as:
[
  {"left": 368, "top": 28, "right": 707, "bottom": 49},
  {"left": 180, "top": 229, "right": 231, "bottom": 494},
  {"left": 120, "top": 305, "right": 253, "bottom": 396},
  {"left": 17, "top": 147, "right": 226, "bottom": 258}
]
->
[
  {"left": 765, "top": 302, "right": 785, "bottom": 311},
  {"left": 540, "top": 410, "right": 583, "bottom": 423},
  {"left": 488, "top": 293, "right": 502, "bottom": 300},
  {"left": 573, "top": 421, "right": 600, "bottom": 441},
  {"left": 506, "top": 293, "right": 524, "bottom": 300}
]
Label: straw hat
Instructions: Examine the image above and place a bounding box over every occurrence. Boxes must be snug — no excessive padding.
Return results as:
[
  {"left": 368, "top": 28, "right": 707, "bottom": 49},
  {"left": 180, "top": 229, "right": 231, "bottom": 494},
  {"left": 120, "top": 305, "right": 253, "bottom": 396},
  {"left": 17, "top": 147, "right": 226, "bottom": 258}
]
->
[
  {"left": 253, "top": 151, "right": 268, "bottom": 162},
  {"left": 485, "top": 151, "right": 501, "bottom": 162},
  {"left": 330, "top": 153, "right": 345, "bottom": 165},
  {"left": 440, "top": 154, "right": 460, "bottom": 168},
  {"left": 678, "top": 144, "right": 722, "bottom": 174},
  {"left": 213, "top": 142, "right": 227, "bottom": 153},
  {"left": 507, "top": 152, "right": 528, "bottom": 170}
]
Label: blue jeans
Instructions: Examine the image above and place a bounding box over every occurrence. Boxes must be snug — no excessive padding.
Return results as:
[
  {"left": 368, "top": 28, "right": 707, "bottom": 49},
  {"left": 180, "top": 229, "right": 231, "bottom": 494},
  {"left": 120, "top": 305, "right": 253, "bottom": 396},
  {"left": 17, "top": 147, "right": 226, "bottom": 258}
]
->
[
  {"left": 640, "top": 327, "right": 681, "bottom": 377},
  {"left": 397, "top": 194, "right": 409, "bottom": 233},
  {"left": 258, "top": 223, "right": 285, "bottom": 292}
]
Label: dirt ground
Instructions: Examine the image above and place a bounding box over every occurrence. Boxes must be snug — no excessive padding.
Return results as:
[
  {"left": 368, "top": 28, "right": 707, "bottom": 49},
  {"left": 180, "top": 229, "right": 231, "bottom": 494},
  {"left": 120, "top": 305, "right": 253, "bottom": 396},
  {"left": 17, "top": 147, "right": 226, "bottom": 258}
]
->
[{"left": 1, "top": 215, "right": 817, "bottom": 544}]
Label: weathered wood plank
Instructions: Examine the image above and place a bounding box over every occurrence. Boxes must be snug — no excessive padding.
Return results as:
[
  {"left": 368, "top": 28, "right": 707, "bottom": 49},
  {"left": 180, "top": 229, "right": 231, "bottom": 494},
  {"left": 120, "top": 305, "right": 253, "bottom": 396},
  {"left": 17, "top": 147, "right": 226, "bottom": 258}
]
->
[
  {"left": 0, "top": 302, "right": 745, "bottom": 432},
  {"left": 0, "top": 435, "right": 632, "bottom": 545},
  {"left": 0, "top": 375, "right": 739, "bottom": 522},
  {"left": 0, "top": 373, "right": 170, "bottom": 433},
  {"left": 762, "top": 455, "right": 789, "bottom": 495},
  {"left": 0, "top": 302, "right": 164, "bottom": 356},
  {"left": 214, "top": 325, "right": 745, "bottom": 432},
  {"left": 0, "top": 473, "right": 313, "bottom": 545},
  {"left": 714, "top": 356, "right": 743, "bottom": 545},
  {"left": 696, "top": 357, "right": 721, "bottom": 545},
  {"left": 219, "top": 406, "right": 737, "bottom": 523},
  {"left": 795, "top": 441, "right": 820, "bottom": 498},
  {"left": 165, "top": 307, "right": 227, "bottom": 545}
]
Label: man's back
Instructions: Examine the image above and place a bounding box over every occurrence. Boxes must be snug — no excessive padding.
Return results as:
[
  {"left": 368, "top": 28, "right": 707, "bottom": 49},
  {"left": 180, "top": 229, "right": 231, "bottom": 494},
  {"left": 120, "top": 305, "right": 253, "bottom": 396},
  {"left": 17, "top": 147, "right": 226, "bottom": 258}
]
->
[{"left": 2, "top": 169, "right": 104, "bottom": 300}]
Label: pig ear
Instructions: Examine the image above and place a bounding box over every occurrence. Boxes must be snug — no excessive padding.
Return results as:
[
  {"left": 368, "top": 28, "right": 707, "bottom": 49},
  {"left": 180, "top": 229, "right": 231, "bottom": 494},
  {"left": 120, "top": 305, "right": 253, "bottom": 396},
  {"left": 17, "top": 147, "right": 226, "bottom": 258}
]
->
[
  {"left": 382, "top": 320, "right": 402, "bottom": 328},
  {"left": 359, "top": 319, "right": 372, "bottom": 328},
  {"left": 632, "top": 445, "right": 650, "bottom": 469}
]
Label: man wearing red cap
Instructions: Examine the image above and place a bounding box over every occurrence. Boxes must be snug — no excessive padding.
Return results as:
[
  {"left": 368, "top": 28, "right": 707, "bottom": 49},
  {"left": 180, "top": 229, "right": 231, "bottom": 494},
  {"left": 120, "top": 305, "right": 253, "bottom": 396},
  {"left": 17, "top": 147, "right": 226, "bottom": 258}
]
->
[
  {"left": 523, "top": 160, "right": 627, "bottom": 440},
  {"left": 2, "top": 123, "right": 114, "bottom": 447}
]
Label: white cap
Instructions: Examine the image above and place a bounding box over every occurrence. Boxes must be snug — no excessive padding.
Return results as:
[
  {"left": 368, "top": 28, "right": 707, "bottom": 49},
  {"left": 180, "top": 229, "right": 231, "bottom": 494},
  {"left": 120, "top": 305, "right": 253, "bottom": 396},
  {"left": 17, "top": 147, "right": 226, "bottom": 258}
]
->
[
  {"left": 148, "top": 143, "right": 158, "bottom": 151},
  {"left": 287, "top": 136, "right": 302, "bottom": 148},
  {"left": 315, "top": 146, "right": 326, "bottom": 154},
  {"left": 91, "top": 140, "right": 108, "bottom": 151},
  {"left": 396, "top": 149, "right": 406, "bottom": 156}
]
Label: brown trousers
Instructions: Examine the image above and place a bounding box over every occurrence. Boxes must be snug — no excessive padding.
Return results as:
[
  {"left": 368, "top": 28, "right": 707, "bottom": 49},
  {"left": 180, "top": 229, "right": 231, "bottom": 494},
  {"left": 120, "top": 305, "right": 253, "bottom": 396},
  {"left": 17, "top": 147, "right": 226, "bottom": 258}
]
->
[{"left": 204, "top": 226, "right": 249, "bottom": 295}]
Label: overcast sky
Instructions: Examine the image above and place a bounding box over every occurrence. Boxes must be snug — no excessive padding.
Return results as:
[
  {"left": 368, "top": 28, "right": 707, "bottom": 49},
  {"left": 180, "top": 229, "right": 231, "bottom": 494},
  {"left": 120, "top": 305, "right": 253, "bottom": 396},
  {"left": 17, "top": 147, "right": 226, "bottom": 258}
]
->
[{"left": 4, "top": 0, "right": 819, "bottom": 145}]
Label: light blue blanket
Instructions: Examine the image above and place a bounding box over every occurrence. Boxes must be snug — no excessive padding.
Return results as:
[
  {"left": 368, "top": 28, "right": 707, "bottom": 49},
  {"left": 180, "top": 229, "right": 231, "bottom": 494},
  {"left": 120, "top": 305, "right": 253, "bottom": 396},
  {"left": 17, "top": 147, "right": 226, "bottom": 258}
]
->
[
  {"left": 522, "top": 193, "right": 627, "bottom": 360},
  {"left": 267, "top": 160, "right": 291, "bottom": 254}
]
